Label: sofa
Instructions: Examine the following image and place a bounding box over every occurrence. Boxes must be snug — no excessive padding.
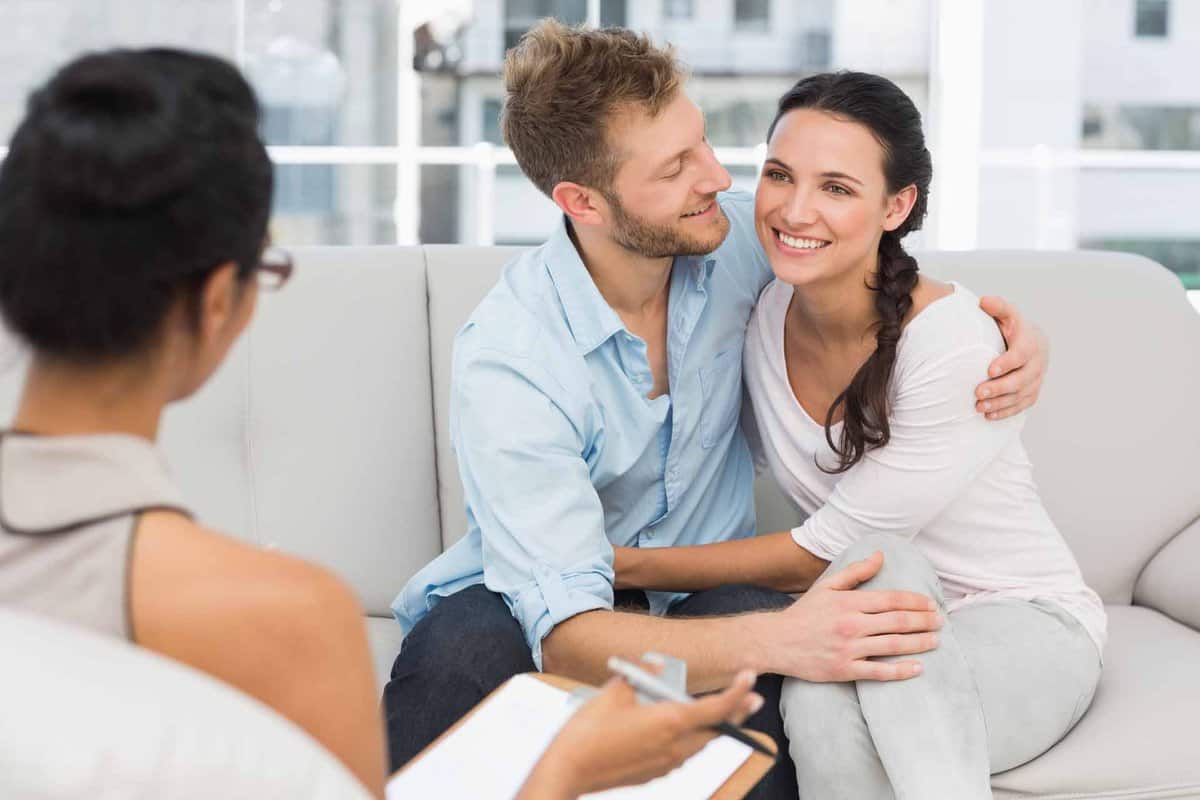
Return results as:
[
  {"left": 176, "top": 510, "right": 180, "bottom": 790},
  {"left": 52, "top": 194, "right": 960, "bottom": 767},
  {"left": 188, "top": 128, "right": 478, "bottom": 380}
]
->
[{"left": 1, "top": 246, "right": 1197, "bottom": 799}]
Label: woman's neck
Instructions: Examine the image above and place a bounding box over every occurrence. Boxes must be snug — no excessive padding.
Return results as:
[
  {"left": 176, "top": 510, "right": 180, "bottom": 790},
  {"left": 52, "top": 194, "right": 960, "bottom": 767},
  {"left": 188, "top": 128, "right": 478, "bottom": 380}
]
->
[
  {"left": 11, "top": 356, "right": 169, "bottom": 441},
  {"left": 785, "top": 254, "right": 881, "bottom": 354}
]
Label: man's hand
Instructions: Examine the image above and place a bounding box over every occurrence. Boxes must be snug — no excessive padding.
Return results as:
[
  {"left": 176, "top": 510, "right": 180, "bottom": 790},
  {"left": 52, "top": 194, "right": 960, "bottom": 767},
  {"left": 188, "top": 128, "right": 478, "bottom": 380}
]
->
[
  {"left": 750, "top": 551, "right": 942, "bottom": 682},
  {"left": 976, "top": 295, "right": 1049, "bottom": 420}
]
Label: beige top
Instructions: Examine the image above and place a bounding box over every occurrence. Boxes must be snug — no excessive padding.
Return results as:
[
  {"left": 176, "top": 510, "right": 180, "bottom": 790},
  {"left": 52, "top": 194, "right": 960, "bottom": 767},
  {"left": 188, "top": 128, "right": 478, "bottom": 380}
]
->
[{"left": 0, "top": 432, "right": 190, "bottom": 640}]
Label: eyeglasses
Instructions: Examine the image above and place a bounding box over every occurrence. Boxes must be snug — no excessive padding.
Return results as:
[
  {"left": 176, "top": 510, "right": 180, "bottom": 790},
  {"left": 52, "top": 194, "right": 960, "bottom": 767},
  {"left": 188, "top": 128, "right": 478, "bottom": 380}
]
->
[{"left": 257, "top": 245, "right": 294, "bottom": 291}]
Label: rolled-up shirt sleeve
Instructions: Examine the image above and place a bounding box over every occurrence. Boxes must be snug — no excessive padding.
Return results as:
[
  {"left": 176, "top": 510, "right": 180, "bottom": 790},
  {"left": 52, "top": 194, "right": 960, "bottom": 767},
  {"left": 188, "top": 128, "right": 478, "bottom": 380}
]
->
[
  {"left": 792, "top": 344, "right": 1023, "bottom": 560},
  {"left": 452, "top": 345, "right": 613, "bottom": 670}
]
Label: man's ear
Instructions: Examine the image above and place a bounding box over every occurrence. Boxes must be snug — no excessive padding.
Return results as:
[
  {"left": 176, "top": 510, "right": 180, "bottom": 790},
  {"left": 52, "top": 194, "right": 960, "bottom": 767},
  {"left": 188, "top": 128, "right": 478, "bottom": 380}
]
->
[
  {"left": 198, "top": 261, "right": 241, "bottom": 344},
  {"left": 882, "top": 185, "right": 919, "bottom": 233},
  {"left": 551, "top": 181, "right": 607, "bottom": 227}
]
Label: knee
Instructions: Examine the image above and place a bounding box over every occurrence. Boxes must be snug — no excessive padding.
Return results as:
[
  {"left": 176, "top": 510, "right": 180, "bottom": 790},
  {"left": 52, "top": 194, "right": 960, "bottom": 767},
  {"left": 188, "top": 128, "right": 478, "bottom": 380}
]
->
[
  {"left": 834, "top": 535, "right": 940, "bottom": 597},
  {"left": 780, "top": 679, "right": 862, "bottom": 740},
  {"left": 393, "top": 585, "right": 533, "bottom": 687}
]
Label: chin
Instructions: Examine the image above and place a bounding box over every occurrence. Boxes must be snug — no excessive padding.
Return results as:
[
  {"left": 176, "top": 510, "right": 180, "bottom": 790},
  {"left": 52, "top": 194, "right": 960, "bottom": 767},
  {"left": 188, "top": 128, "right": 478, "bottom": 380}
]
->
[{"left": 688, "top": 208, "right": 731, "bottom": 253}]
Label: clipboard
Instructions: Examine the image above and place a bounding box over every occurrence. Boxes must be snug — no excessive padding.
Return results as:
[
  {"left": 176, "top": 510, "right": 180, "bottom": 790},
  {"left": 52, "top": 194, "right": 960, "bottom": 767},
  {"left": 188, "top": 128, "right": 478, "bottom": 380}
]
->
[{"left": 389, "top": 672, "right": 777, "bottom": 800}]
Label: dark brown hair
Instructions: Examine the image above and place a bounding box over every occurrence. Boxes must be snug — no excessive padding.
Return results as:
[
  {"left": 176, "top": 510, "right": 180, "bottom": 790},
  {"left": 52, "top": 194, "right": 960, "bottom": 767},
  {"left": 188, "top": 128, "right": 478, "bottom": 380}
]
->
[
  {"left": 501, "top": 19, "right": 684, "bottom": 196},
  {"left": 768, "top": 71, "right": 933, "bottom": 473}
]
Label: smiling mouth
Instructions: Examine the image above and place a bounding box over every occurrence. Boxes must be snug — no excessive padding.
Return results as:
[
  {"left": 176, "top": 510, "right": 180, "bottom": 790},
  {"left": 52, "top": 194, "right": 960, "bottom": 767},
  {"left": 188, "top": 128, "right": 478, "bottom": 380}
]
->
[
  {"left": 681, "top": 201, "right": 715, "bottom": 219},
  {"left": 774, "top": 229, "right": 831, "bottom": 251}
]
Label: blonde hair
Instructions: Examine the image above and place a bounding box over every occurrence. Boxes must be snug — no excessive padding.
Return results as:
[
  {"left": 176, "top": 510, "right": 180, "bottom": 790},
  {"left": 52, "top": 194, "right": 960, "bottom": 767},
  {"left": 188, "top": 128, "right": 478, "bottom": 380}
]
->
[{"left": 501, "top": 19, "right": 685, "bottom": 197}]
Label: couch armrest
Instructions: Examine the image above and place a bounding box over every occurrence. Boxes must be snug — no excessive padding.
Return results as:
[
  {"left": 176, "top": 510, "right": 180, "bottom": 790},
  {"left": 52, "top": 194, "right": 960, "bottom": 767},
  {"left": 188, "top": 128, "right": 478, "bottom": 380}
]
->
[
  {"left": 0, "top": 608, "right": 371, "bottom": 800},
  {"left": 1133, "top": 517, "right": 1200, "bottom": 632}
]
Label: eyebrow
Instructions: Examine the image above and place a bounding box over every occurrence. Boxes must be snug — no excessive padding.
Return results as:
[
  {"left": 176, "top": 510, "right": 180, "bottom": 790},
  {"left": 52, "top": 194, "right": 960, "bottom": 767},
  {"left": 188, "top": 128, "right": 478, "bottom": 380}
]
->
[{"left": 763, "top": 158, "right": 864, "bottom": 187}]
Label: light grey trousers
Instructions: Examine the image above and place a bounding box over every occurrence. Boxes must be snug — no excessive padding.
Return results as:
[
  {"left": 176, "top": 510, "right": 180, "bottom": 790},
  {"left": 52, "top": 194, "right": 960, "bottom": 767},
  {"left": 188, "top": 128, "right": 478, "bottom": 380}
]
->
[{"left": 780, "top": 534, "right": 1101, "bottom": 800}]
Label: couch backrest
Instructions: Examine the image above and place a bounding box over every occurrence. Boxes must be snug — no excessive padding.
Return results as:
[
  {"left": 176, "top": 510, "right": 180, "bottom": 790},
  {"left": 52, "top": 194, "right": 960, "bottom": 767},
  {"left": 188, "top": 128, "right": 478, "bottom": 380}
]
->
[{"left": 424, "top": 248, "right": 1200, "bottom": 605}]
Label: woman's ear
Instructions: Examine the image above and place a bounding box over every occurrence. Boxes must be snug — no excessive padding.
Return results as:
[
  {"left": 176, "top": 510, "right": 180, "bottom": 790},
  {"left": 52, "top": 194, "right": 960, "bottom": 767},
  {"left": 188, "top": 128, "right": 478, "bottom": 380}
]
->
[
  {"left": 882, "top": 185, "right": 919, "bottom": 233},
  {"left": 198, "top": 261, "right": 241, "bottom": 344}
]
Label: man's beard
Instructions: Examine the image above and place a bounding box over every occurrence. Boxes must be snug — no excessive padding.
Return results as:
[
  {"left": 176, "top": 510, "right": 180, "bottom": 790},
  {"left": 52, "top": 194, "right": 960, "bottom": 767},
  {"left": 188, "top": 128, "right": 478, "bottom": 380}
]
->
[{"left": 604, "top": 190, "right": 731, "bottom": 259}]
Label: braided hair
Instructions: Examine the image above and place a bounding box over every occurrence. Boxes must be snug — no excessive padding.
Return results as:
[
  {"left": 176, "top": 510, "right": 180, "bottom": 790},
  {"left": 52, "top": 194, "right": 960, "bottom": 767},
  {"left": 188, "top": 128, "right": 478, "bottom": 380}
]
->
[{"left": 767, "top": 72, "right": 933, "bottom": 473}]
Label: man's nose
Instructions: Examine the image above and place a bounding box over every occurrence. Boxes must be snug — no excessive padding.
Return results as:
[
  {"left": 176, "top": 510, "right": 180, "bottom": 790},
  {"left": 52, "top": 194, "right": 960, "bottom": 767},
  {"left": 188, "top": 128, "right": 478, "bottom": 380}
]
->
[{"left": 694, "top": 145, "right": 732, "bottom": 195}]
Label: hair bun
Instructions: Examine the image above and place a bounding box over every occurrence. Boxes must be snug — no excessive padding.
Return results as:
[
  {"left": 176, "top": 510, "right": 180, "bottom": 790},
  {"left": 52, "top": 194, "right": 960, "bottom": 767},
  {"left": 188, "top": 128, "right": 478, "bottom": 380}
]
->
[{"left": 27, "top": 52, "right": 196, "bottom": 212}]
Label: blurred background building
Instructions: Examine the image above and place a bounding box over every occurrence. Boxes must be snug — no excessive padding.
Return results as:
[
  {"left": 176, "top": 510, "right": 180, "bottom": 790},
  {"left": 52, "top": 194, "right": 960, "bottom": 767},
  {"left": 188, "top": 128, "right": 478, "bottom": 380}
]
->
[{"left": 0, "top": 0, "right": 1196, "bottom": 300}]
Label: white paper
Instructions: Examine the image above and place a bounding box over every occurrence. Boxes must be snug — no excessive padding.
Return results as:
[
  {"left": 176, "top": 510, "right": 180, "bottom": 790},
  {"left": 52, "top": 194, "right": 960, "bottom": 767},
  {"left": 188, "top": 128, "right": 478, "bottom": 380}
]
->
[{"left": 386, "top": 674, "right": 752, "bottom": 800}]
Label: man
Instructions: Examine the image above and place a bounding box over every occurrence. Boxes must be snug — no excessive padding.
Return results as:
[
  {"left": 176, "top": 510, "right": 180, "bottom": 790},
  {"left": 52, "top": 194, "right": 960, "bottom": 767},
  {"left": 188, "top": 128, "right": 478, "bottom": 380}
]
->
[{"left": 385, "top": 22, "right": 1046, "bottom": 797}]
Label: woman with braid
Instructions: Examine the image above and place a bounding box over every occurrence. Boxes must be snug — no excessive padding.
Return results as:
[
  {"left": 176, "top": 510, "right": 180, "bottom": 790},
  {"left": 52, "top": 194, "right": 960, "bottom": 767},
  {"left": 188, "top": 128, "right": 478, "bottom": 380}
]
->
[{"left": 609, "top": 72, "right": 1105, "bottom": 797}]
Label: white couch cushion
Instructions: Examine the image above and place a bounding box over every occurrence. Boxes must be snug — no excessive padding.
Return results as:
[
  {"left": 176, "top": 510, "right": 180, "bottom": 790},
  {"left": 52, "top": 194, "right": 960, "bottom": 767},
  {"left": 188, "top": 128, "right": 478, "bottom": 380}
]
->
[
  {"left": 1135, "top": 518, "right": 1200, "bottom": 633},
  {"left": 991, "top": 605, "right": 1200, "bottom": 799},
  {"left": 164, "top": 246, "right": 442, "bottom": 617},
  {"left": 0, "top": 608, "right": 370, "bottom": 800}
]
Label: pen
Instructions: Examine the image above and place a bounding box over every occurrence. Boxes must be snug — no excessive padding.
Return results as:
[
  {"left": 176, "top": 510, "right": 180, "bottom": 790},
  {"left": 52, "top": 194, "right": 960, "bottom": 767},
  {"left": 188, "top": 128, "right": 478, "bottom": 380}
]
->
[{"left": 606, "top": 656, "right": 777, "bottom": 759}]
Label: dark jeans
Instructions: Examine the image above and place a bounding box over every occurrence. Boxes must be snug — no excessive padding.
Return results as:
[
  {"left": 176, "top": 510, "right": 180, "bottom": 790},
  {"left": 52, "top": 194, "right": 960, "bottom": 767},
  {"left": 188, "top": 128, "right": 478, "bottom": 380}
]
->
[{"left": 383, "top": 582, "right": 797, "bottom": 800}]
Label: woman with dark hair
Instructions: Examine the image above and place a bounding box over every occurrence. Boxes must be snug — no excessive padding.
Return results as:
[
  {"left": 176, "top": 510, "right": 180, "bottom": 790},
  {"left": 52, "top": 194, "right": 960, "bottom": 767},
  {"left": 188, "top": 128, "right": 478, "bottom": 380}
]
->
[
  {"left": 612, "top": 72, "right": 1105, "bottom": 796},
  {"left": 0, "top": 47, "right": 761, "bottom": 800}
]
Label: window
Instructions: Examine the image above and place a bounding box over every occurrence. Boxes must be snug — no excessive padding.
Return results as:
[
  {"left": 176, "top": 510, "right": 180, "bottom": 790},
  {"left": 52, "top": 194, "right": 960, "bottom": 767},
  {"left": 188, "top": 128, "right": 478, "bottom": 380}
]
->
[
  {"left": 504, "top": 0, "right": 587, "bottom": 51},
  {"left": 663, "top": 0, "right": 694, "bottom": 20},
  {"left": 482, "top": 98, "right": 504, "bottom": 145},
  {"left": 801, "top": 29, "right": 832, "bottom": 70},
  {"left": 734, "top": 0, "right": 769, "bottom": 32},
  {"left": 1135, "top": 0, "right": 1169, "bottom": 38},
  {"left": 1083, "top": 239, "right": 1200, "bottom": 289},
  {"left": 1082, "top": 105, "right": 1200, "bottom": 150}
]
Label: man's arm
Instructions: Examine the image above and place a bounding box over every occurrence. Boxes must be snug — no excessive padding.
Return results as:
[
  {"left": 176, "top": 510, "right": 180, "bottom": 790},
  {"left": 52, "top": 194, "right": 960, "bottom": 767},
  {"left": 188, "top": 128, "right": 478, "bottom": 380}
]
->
[
  {"left": 455, "top": 338, "right": 938, "bottom": 690},
  {"left": 544, "top": 551, "right": 941, "bottom": 692},
  {"left": 976, "top": 296, "right": 1049, "bottom": 419}
]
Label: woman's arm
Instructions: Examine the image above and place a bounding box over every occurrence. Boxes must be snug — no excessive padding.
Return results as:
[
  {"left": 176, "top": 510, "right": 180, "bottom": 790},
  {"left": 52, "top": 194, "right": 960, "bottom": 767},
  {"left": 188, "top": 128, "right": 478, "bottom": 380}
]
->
[
  {"left": 130, "top": 512, "right": 387, "bottom": 798},
  {"left": 613, "top": 531, "right": 829, "bottom": 595},
  {"left": 516, "top": 670, "right": 761, "bottom": 800}
]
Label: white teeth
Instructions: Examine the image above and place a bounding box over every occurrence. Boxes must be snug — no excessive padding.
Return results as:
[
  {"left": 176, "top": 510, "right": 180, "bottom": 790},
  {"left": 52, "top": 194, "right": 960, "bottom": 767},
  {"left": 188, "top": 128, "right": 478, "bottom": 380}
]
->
[
  {"left": 777, "top": 231, "right": 829, "bottom": 250},
  {"left": 682, "top": 203, "right": 711, "bottom": 218}
]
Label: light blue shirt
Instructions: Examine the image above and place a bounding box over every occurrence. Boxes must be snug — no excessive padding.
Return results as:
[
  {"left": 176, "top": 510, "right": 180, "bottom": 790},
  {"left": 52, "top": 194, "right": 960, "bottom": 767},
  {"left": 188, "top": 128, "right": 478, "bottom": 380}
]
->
[{"left": 392, "top": 192, "right": 774, "bottom": 668}]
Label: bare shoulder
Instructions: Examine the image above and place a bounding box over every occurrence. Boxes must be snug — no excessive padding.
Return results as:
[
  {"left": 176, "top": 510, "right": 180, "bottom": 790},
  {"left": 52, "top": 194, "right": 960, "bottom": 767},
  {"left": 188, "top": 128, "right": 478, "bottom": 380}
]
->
[
  {"left": 906, "top": 275, "right": 955, "bottom": 321},
  {"left": 130, "top": 511, "right": 362, "bottom": 645},
  {"left": 134, "top": 511, "right": 342, "bottom": 588}
]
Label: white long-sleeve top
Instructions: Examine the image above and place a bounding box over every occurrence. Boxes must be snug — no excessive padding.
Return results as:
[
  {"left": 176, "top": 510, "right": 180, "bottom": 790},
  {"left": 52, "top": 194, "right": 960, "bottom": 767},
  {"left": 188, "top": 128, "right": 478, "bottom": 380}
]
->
[{"left": 743, "top": 279, "right": 1106, "bottom": 654}]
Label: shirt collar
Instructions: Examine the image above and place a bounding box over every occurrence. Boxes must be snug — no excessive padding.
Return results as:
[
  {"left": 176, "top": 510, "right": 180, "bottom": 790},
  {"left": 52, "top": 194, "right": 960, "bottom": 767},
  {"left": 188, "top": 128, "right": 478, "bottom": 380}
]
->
[
  {"left": 543, "top": 217, "right": 628, "bottom": 355},
  {"left": 543, "top": 216, "right": 720, "bottom": 355}
]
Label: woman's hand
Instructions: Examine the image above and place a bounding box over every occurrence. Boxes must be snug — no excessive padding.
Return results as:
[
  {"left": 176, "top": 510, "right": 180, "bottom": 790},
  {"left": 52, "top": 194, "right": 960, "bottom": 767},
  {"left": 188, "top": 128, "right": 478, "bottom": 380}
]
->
[
  {"left": 976, "top": 295, "right": 1050, "bottom": 420},
  {"left": 516, "top": 669, "right": 763, "bottom": 799}
]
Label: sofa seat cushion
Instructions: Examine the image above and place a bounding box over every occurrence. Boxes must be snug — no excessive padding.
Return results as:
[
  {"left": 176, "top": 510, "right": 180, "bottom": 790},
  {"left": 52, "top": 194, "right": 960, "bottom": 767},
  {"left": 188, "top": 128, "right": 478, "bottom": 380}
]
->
[
  {"left": 367, "top": 614, "right": 406, "bottom": 693},
  {"left": 992, "top": 605, "right": 1200, "bottom": 799}
]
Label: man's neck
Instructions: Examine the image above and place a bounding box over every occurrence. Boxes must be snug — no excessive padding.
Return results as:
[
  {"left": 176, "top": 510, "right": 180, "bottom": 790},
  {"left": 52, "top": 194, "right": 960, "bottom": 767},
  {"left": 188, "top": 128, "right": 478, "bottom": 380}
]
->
[{"left": 569, "top": 220, "right": 673, "bottom": 320}]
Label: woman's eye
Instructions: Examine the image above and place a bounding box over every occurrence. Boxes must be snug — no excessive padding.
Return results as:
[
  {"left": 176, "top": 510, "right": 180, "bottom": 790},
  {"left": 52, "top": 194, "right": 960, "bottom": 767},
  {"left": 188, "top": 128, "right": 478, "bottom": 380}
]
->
[
  {"left": 825, "top": 183, "right": 851, "bottom": 195},
  {"left": 765, "top": 169, "right": 790, "bottom": 182}
]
